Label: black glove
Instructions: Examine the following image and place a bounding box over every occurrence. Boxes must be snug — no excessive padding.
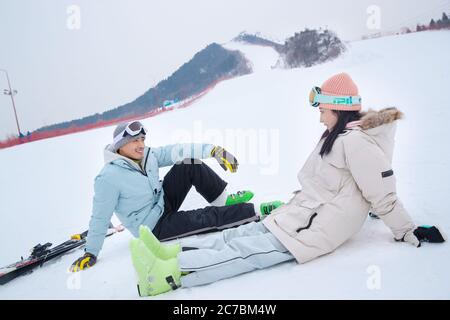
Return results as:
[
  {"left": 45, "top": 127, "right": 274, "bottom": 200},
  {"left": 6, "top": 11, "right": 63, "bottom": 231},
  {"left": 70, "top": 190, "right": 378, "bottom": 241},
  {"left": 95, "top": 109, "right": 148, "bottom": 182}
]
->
[
  {"left": 211, "top": 146, "right": 238, "bottom": 173},
  {"left": 413, "top": 225, "right": 447, "bottom": 243},
  {"left": 398, "top": 225, "right": 446, "bottom": 248},
  {"left": 70, "top": 252, "right": 97, "bottom": 272}
]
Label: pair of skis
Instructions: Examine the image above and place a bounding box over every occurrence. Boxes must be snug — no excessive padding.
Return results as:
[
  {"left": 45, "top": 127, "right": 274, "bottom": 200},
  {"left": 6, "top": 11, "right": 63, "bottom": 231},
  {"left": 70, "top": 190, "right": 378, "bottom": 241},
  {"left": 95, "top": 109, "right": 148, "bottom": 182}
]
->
[{"left": 0, "top": 224, "right": 124, "bottom": 285}]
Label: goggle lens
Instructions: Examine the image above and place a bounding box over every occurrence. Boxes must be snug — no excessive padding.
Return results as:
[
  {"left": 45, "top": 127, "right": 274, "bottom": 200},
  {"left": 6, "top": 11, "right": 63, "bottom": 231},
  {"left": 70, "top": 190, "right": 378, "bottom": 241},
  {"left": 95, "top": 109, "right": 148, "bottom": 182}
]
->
[
  {"left": 127, "top": 121, "right": 144, "bottom": 133},
  {"left": 309, "top": 87, "right": 321, "bottom": 107}
]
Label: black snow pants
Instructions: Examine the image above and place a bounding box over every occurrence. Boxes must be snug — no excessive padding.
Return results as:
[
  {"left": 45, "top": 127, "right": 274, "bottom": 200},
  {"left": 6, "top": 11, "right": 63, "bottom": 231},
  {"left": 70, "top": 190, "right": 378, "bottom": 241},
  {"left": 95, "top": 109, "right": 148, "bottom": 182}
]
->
[{"left": 152, "top": 159, "right": 259, "bottom": 241}]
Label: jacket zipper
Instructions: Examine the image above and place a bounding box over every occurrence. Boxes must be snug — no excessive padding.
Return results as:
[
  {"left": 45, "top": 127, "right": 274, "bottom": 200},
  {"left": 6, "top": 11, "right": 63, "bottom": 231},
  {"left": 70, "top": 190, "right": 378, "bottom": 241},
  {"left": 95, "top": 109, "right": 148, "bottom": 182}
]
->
[
  {"left": 296, "top": 213, "right": 318, "bottom": 233},
  {"left": 142, "top": 150, "right": 150, "bottom": 176},
  {"left": 121, "top": 150, "right": 150, "bottom": 177}
]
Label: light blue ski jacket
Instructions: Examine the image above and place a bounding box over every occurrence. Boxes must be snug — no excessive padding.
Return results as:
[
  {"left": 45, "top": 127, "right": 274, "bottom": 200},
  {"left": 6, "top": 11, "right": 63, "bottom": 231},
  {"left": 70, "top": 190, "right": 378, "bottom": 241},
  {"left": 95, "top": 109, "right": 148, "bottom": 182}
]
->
[{"left": 85, "top": 143, "right": 214, "bottom": 256}]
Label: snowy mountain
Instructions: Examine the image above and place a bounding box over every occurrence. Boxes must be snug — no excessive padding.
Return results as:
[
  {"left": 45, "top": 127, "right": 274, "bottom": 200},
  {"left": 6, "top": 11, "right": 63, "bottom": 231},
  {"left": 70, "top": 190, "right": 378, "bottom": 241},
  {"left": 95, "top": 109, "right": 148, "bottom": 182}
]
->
[
  {"left": 1, "top": 30, "right": 449, "bottom": 299},
  {"left": 30, "top": 43, "right": 251, "bottom": 136}
]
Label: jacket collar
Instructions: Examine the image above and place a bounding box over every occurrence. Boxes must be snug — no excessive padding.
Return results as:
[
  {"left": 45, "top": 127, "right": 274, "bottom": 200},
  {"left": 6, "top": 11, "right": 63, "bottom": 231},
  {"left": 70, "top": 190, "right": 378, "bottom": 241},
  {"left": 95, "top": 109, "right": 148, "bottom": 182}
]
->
[
  {"left": 343, "top": 107, "right": 404, "bottom": 136},
  {"left": 103, "top": 144, "right": 149, "bottom": 172},
  {"left": 344, "top": 108, "right": 403, "bottom": 161},
  {"left": 345, "top": 108, "right": 404, "bottom": 130},
  {"left": 358, "top": 107, "right": 404, "bottom": 130}
]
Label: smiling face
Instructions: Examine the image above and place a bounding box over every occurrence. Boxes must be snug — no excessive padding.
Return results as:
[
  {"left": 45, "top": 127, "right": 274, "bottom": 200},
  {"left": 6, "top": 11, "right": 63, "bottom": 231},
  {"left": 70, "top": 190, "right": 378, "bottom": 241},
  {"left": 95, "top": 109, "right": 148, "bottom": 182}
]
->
[
  {"left": 319, "top": 107, "right": 339, "bottom": 131},
  {"left": 118, "top": 136, "right": 146, "bottom": 160}
]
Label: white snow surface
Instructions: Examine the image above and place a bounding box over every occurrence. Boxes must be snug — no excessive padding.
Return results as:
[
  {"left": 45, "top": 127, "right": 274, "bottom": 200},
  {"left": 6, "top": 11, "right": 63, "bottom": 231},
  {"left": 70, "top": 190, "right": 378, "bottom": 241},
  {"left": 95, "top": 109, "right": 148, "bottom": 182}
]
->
[{"left": 1, "top": 31, "right": 450, "bottom": 299}]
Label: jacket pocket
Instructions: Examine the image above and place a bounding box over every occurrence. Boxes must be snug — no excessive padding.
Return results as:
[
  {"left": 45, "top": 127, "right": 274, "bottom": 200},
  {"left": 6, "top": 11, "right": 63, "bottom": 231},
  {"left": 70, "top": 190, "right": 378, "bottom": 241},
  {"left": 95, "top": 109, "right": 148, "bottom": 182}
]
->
[
  {"left": 273, "top": 206, "right": 317, "bottom": 236},
  {"left": 296, "top": 213, "right": 318, "bottom": 233},
  {"left": 295, "top": 198, "right": 323, "bottom": 211},
  {"left": 302, "top": 199, "right": 321, "bottom": 209}
]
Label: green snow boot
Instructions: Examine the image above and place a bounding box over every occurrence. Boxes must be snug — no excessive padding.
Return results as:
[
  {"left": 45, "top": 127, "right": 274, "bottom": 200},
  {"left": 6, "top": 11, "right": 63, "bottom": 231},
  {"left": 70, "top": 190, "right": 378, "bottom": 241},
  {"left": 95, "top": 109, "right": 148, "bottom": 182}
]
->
[
  {"left": 225, "top": 190, "right": 254, "bottom": 206},
  {"left": 260, "top": 200, "right": 284, "bottom": 217},
  {"left": 130, "top": 238, "right": 182, "bottom": 297},
  {"left": 139, "top": 225, "right": 181, "bottom": 260}
]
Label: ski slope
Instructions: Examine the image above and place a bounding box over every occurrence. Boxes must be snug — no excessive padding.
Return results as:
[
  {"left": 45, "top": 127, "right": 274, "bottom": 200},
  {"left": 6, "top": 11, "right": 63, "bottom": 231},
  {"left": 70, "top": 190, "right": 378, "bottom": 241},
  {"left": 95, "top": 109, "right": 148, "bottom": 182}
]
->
[{"left": 1, "top": 30, "right": 449, "bottom": 299}]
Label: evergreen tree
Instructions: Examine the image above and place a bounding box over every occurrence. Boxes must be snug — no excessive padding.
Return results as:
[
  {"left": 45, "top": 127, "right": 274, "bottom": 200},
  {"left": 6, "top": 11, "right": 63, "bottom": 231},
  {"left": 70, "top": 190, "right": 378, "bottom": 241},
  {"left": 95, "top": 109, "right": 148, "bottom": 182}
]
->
[
  {"left": 430, "top": 19, "right": 436, "bottom": 29},
  {"left": 442, "top": 12, "right": 450, "bottom": 27}
]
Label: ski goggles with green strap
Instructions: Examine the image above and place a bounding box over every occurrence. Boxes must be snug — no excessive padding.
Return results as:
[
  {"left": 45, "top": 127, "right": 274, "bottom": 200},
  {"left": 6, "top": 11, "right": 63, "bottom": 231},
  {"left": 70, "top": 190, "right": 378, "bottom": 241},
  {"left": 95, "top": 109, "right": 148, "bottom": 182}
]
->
[
  {"left": 309, "top": 86, "right": 362, "bottom": 107},
  {"left": 112, "top": 121, "right": 147, "bottom": 145}
]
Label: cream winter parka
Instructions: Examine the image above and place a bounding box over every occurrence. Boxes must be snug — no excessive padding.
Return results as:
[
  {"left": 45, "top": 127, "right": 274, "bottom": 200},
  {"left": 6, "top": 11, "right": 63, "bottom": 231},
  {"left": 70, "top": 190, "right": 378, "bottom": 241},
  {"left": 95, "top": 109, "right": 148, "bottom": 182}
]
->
[{"left": 263, "top": 107, "right": 416, "bottom": 263}]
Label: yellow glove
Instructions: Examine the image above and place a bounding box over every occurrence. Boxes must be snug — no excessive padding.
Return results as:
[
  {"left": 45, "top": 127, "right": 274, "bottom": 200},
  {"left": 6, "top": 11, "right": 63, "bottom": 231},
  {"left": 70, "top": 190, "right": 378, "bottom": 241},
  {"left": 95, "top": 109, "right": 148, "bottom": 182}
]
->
[
  {"left": 211, "top": 146, "right": 238, "bottom": 173},
  {"left": 70, "top": 252, "right": 97, "bottom": 272}
]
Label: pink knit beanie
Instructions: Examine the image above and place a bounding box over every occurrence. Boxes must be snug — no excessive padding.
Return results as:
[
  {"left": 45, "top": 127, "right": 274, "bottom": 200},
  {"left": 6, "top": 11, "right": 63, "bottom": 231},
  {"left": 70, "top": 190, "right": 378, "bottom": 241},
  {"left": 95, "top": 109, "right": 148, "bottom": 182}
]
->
[{"left": 318, "top": 72, "right": 361, "bottom": 111}]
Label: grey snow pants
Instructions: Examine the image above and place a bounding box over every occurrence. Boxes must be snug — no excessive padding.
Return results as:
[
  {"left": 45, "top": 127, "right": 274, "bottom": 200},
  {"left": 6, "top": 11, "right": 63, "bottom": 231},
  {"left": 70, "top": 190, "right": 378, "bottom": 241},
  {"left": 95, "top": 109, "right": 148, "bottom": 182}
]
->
[{"left": 178, "top": 221, "right": 295, "bottom": 288}]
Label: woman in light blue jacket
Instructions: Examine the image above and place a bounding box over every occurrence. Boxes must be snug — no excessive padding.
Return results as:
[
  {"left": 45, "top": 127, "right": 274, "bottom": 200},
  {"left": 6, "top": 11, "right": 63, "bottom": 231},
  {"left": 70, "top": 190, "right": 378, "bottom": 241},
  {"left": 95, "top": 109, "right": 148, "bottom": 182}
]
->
[{"left": 70, "top": 121, "right": 258, "bottom": 272}]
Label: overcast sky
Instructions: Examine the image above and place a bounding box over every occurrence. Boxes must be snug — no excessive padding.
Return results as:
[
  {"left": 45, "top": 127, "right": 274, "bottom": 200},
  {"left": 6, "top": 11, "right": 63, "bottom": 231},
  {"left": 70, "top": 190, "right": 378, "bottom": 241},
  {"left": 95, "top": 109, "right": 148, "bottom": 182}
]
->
[{"left": 0, "top": 0, "right": 448, "bottom": 137}]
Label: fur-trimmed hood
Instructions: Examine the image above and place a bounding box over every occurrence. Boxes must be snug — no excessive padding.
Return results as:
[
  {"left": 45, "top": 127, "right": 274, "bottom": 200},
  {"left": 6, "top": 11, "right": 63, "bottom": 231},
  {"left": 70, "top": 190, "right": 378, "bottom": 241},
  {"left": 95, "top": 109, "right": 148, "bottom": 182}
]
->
[
  {"left": 346, "top": 107, "right": 403, "bottom": 163},
  {"left": 346, "top": 107, "right": 404, "bottom": 130},
  {"left": 359, "top": 107, "right": 404, "bottom": 130}
]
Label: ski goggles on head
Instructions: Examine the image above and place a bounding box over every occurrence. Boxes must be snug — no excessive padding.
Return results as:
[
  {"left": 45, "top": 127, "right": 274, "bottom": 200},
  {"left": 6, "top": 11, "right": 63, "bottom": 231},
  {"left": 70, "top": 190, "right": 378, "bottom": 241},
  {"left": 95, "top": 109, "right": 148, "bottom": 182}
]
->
[
  {"left": 309, "top": 86, "right": 362, "bottom": 107},
  {"left": 112, "top": 121, "right": 147, "bottom": 145}
]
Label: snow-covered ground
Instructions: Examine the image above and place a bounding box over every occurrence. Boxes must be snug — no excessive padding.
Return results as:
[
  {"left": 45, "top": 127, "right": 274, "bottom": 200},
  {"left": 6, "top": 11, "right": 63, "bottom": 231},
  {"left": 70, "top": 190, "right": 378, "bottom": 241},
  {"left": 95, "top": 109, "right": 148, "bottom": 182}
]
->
[{"left": 1, "top": 30, "right": 449, "bottom": 299}]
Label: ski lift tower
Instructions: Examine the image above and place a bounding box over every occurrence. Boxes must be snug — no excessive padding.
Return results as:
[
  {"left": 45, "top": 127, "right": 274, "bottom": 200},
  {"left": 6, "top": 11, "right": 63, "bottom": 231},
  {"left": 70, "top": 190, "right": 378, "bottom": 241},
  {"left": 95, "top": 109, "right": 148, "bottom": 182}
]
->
[{"left": 1, "top": 68, "right": 22, "bottom": 137}]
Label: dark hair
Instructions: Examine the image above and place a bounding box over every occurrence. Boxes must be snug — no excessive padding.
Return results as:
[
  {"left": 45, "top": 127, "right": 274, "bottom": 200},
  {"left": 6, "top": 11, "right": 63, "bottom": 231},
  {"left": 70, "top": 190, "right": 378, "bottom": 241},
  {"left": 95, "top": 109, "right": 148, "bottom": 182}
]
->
[{"left": 319, "top": 110, "right": 362, "bottom": 157}]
